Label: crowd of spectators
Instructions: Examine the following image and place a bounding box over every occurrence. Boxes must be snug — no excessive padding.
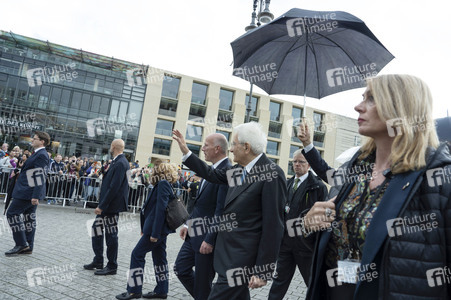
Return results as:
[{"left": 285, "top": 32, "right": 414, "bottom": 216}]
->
[{"left": 0, "top": 143, "right": 193, "bottom": 209}]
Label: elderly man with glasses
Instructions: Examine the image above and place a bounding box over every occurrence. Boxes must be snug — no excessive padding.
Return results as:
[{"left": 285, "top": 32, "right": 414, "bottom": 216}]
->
[{"left": 268, "top": 149, "right": 327, "bottom": 300}]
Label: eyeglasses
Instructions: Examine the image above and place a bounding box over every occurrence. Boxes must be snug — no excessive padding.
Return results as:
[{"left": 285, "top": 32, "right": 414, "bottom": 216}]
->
[{"left": 293, "top": 160, "right": 308, "bottom": 164}]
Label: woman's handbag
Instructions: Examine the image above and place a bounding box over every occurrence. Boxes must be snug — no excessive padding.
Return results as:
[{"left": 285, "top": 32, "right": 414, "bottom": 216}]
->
[{"left": 165, "top": 190, "right": 189, "bottom": 230}]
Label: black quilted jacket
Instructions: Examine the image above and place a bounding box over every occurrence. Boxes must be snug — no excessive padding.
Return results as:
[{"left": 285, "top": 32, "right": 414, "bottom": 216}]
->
[{"left": 305, "top": 143, "right": 451, "bottom": 300}]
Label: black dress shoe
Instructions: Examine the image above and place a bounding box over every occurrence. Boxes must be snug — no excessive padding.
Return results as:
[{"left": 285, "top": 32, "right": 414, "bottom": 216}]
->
[
  {"left": 142, "top": 292, "right": 167, "bottom": 299},
  {"left": 116, "top": 292, "right": 142, "bottom": 300},
  {"left": 83, "top": 262, "right": 103, "bottom": 270},
  {"left": 21, "top": 249, "right": 33, "bottom": 254},
  {"left": 94, "top": 266, "right": 117, "bottom": 275},
  {"left": 5, "top": 245, "right": 30, "bottom": 256}
]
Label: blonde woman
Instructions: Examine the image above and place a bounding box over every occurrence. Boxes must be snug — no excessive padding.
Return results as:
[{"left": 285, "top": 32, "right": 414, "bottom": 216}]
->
[
  {"left": 298, "top": 75, "right": 451, "bottom": 299},
  {"left": 117, "top": 163, "right": 178, "bottom": 300}
]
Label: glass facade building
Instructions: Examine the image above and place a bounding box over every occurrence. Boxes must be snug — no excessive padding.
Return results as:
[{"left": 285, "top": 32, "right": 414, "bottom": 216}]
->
[{"left": 0, "top": 31, "right": 145, "bottom": 161}]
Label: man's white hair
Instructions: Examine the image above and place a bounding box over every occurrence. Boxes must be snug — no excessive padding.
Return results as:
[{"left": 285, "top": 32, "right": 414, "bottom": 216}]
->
[{"left": 233, "top": 122, "right": 267, "bottom": 155}]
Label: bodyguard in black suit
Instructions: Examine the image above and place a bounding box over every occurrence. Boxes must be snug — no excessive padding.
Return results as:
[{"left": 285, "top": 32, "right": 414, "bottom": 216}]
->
[
  {"left": 5, "top": 131, "right": 50, "bottom": 255},
  {"left": 174, "top": 133, "right": 231, "bottom": 300},
  {"left": 268, "top": 150, "right": 327, "bottom": 299},
  {"left": 173, "top": 122, "right": 287, "bottom": 300},
  {"left": 84, "top": 139, "right": 129, "bottom": 275}
]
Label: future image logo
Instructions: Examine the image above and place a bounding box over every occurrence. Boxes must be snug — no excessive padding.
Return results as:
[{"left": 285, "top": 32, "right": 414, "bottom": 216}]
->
[
  {"left": 26, "top": 167, "right": 46, "bottom": 187},
  {"left": 26, "top": 63, "right": 78, "bottom": 87},
  {"left": 426, "top": 167, "right": 451, "bottom": 187},
  {"left": 26, "top": 263, "right": 77, "bottom": 287},
  {"left": 286, "top": 14, "right": 338, "bottom": 37},
  {"left": 386, "top": 118, "right": 404, "bottom": 137},
  {"left": 226, "top": 167, "right": 245, "bottom": 187},
  {"left": 426, "top": 267, "right": 451, "bottom": 287},
  {"left": 326, "top": 63, "right": 377, "bottom": 88}
]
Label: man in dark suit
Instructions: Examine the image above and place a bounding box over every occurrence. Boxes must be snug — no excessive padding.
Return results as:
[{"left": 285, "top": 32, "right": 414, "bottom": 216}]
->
[
  {"left": 83, "top": 139, "right": 129, "bottom": 275},
  {"left": 268, "top": 150, "right": 327, "bottom": 299},
  {"left": 174, "top": 133, "right": 231, "bottom": 300},
  {"left": 173, "top": 122, "right": 287, "bottom": 300},
  {"left": 5, "top": 131, "right": 50, "bottom": 255}
]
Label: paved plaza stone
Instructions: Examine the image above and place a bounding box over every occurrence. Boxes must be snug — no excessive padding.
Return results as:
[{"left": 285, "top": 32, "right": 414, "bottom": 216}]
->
[{"left": 0, "top": 201, "right": 307, "bottom": 300}]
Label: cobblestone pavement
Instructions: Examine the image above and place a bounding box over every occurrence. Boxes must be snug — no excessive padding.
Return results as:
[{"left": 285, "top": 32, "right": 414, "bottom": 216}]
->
[{"left": 0, "top": 201, "right": 307, "bottom": 300}]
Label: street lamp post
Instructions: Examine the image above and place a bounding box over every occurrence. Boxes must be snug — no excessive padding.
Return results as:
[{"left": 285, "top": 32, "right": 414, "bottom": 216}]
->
[{"left": 244, "top": 0, "right": 274, "bottom": 123}]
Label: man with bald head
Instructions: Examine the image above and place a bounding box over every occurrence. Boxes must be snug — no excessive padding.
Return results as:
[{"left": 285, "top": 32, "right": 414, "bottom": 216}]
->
[
  {"left": 174, "top": 133, "right": 231, "bottom": 300},
  {"left": 84, "top": 139, "right": 130, "bottom": 275}
]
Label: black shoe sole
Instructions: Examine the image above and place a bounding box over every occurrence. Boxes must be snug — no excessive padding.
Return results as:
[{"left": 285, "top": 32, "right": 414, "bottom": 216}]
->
[
  {"left": 94, "top": 271, "right": 117, "bottom": 275},
  {"left": 5, "top": 247, "right": 30, "bottom": 256}
]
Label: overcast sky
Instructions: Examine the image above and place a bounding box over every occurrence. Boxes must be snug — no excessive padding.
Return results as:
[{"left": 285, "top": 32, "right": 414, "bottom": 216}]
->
[{"left": 1, "top": 0, "right": 450, "bottom": 120}]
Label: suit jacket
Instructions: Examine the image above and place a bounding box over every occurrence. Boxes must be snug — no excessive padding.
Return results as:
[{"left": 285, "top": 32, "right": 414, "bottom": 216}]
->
[
  {"left": 285, "top": 171, "right": 327, "bottom": 252},
  {"left": 188, "top": 158, "right": 231, "bottom": 251},
  {"left": 140, "top": 180, "right": 176, "bottom": 238},
  {"left": 184, "top": 152, "right": 286, "bottom": 280},
  {"left": 12, "top": 148, "right": 49, "bottom": 200},
  {"left": 98, "top": 153, "right": 129, "bottom": 214}
]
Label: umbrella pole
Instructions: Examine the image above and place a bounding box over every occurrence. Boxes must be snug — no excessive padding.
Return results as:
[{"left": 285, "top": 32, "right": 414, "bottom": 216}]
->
[
  {"left": 246, "top": 83, "right": 254, "bottom": 123},
  {"left": 301, "top": 93, "right": 307, "bottom": 133}
]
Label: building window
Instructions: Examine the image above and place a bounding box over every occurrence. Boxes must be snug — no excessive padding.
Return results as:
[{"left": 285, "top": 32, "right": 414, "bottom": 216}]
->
[
  {"left": 189, "top": 104, "right": 206, "bottom": 120},
  {"left": 291, "top": 106, "right": 303, "bottom": 142},
  {"left": 289, "top": 144, "right": 299, "bottom": 158},
  {"left": 287, "top": 161, "right": 295, "bottom": 176},
  {"left": 155, "top": 119, "right": 174, "bottom": 136},
  {"left": 161, "top": 76, "right": 180, "bottom": 99},
  {"left": 268, "top": 121, "right": 282, "bottom": 139},
  {"left": 187, "top": 143, "right": 201, "bottom": 156},
  {"left": 313, "top": 112, "right": 325, "bottom": 148},
  {"left": 269, "top": 157, "right": 279, "bottom": 164},
  {"left": 153, "top": 138, "right": 171, "bottom": 156},
  {"left": 245, "top": 95, "right": 259, "bottom": 121},
  {"left": 191, "top": 82, "right": 208, "bottom": 105},
  {"left": 219, "top": 88, "right": 233, "bottom": 111},
  {"left": 217, "top": 110, "right": 233, "bottom": 129},
  {"left": 266, "top": 140, "right": 279, "bottom": 156},
  {"left": 216, "top": 130, "right": 230, "bottom": 141},
  {"left": 159, "top": 97, "right": 178, "bottom": 117},
  {"left": 269, "top": 101, "right": 281, "bottom": 122},
  {"left": 186, "top": 124, "right": 203, "bottom": 142},
  {"left": 160, "top": 76, "right": 180, "bottom": 117}
]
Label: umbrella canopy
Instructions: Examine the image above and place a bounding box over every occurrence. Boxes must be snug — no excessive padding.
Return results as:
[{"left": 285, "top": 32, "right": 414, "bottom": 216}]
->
[
  {"left": 231, "top": 8, "right": 394, "bottom": 99},
  {"left": 435, "top": 117, "right": 451, "bottom": 142}
]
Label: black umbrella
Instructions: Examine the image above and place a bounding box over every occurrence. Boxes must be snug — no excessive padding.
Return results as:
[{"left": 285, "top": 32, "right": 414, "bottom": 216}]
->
[{"left": 231, "top": 8, "right": 394, "bottom": 113}]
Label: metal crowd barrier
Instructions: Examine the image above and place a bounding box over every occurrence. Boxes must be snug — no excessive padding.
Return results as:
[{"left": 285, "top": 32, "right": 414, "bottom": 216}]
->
[{"left": 1, "top": 168, "right": 190, "bottom": 214}]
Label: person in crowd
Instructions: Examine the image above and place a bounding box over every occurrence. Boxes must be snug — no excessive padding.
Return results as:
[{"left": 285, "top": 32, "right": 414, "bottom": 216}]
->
[
  {"left": 174, "top": 133, "right": 230, "bottom": 300},
  {"left": 0, "top": 145, "right": 13, "bottom": 192},
  {"left": 186, "top": 175, "right": 200, "bottom": 214},
  {"left": 3, "top": 152, "right": 28, "bottom": 214},
  {"left": 84, "top": 139, "right": 129, "bottom": 276},
  {"left": 172, "top": 122, "right": 287, "bottom": 299},
  {"left": 116, "top": 163, "right": 178, "bottom": 300},
  {"left": 5, "top": 131, "right": 50, "bottom": 255},
  {"left": 48, "top": 154, "right": 66, "bottom": 204},
  {"left": 268, "top": 150, "right": 327, "bottom": 300},
  {"left": 298, "top": 74, "right": 451, "bottom": 299},
  {"left": 1, "top": 143, "right": 9, "bottom": 155},
  {"left": 64, "top": 160, "right": 80, "bottom": 205},
  {"left": 86, "top": 161, "right": 102, "bottom": 203}
]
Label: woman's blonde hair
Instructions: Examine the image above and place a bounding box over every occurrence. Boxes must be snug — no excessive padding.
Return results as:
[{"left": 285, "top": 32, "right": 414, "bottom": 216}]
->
[
  {"left": 150, "top": 163, "right": 178, "bottom": 185},
  {"left": 359, "top": 74, "right": 439, "bottom": 173}
]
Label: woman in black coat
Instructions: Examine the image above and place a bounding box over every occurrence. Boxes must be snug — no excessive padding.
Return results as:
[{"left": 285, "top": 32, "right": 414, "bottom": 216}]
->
[
  {"left": 299, "top": 74, "right": 451, "bottom": 300},
  {"left": 116, "top": 163, "right": 177, "bottom": 300}
]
